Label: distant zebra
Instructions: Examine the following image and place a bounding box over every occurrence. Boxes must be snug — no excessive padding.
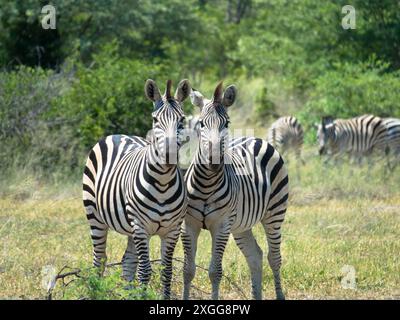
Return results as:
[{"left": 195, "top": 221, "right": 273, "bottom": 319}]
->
[
  {"left": 267, "top": 116, "right": 304, "bottom": 164},
  {"left": 317, "top": 114, "right": 388, "bottom": 162},
  {"left": 382, "top": 117, "right": 400, "bottom": 168},
  {"left": 182, "top": 83, "right": 289, "bottom": 300},
  {"left": 82, "top": 79, "right": 191, "bottom": 299}
]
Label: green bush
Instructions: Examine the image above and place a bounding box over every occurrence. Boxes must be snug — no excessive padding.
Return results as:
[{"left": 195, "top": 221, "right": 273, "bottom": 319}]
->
[
  {"left": 0, "top": 43, "right": 193, "bottom": 177},
  {"left": 0, "top": 65, "right": 77, "bottom": 174},
  {"left": 60, "top": 266, "right": 161, "bottom": 300},
  {"left": 55, "top": 45, "right": 158, "bottom": 150}
]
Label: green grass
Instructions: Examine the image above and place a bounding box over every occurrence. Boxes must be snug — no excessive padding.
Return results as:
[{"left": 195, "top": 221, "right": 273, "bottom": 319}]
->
[{"left": 0, "top": 154, "right": 399, "bottom": 300}]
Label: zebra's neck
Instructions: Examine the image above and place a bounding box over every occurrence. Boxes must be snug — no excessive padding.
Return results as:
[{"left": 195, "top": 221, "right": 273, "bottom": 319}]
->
[
  {"left": 144, "top": 143, "right": 179, "bottom": 186},
  {"left": 191, "top": 146, "right": 225, "bottom": 188}
]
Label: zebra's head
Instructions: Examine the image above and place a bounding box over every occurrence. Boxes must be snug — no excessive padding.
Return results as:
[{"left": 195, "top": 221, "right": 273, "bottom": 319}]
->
[
  {"left": 190, "top": 82, "right": 237, "bottom": 171},
  {"left": 145, "top": 79, "right": 191, "bottom": 166},
  {"left": 317, "top": 116, "right": 335, "bottom": 155}
]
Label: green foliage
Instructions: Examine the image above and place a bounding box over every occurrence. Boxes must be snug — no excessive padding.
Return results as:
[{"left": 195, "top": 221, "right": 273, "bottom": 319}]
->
[
  {"left": 61, "top": 266, "right": 160, "bottom": 300},
  {"left": 1, "top": 0, "right": 400, "bottom": 176},
  {"left": 0, "top": 0, "right": 206, "bottom": 68},
  {"left": 0, "top": 43, "right": 194, "bottom": 175},
  {"left": 55, "top": 44, "right": 158, "bottom": 149},
  {"left": 0, "top": 65, "right": 79, "bottom": 174},
  {"left": 253, "top": 86, "right": 278, "bottom": 123},
  {"left": 0, "top": 1, "right": 63, "bottom": 67}
]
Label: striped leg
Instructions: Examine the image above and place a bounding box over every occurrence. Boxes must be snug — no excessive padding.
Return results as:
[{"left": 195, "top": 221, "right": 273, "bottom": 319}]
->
[
  {"left": 160, "top": 226, "right": 181, "bottom": 300},
  {"left": 209, "top": 221, "right": 232, "bottom": 300},
  {"left": 262, "top": 221, "right": 285, "bottom": 300},
  {"left": 85, "top": 210, "right": 109, "bottom": 275},
  {"left": 122, "top": 236, "right": 138, "bottom": 282},
  {"left": 133, "top": 228, "right": 152, "bottom": 287},
  {"left": 233, "top": 230, "right": 263, "bottom": 300},
  {"left": 182, "top": 220, "right": 201, "bottom": 300}
]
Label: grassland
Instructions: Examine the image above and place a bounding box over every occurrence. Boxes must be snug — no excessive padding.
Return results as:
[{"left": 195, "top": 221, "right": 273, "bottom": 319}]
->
[{"left": 0, "top": 152, "right": 399, "bottom": 300}]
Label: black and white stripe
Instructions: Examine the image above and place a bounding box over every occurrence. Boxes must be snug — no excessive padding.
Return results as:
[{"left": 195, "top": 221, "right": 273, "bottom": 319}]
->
[
  {"left": 268, "top": 116, "right": 304, "bottom": 163},
  {"left": 382, "top": 117, "right": 400, "bottom": 168},
  {"left": 382, "top": 117, "right": 400, "bottom": 155},
  {"left": 182, "top": 83, "right": 289, "bottom": 300},
  {"left": 82, "top": 79, "right": 191, "bottom": 299},
  {"left": 317, "top": 114, "right": 388, "bottom": 161}
]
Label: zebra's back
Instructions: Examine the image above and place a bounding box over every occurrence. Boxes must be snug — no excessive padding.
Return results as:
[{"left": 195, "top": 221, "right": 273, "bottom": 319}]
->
[
  {"left": 333, "top": 114, "right": 387, "bottom": 155},
  {"left": 230, "top": 137, "right": 288, "bottom": 232}
]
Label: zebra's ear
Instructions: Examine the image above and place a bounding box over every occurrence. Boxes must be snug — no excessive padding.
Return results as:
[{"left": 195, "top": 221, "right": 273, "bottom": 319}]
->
[
  {"left": 190, "top": 89, "right": 204, "bottom": 109},
  {"left": 145, "top": 79, "right": 161, "bottom": 102},
  {"left": 322, "top": 116, "right": 334, "bottom": 126},
  {"left": 213, "top": 81, "right": 224, "bottom": 103},
  {"left": 175, "top": 79, "right": 191, "bottom": 102},
  {"left": 222, "top": 85, "right": 237, "bottom": 108}
]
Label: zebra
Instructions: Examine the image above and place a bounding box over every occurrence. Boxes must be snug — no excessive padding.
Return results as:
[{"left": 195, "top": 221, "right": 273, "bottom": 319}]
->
[
  {"left": 82, "top": 79, "right": 191, "bottom": 299},
  {"left": 317, "top": 114, "right": 388, "bottom": 163},
  {"left": 382, "top": 117, "right": 400, "bottom": 168},
  {"left": 267, "top": 116, "right": 304, "bottom": 166},
  {"left": 182, "top": 83, "right": 289, "bottom": 300}
]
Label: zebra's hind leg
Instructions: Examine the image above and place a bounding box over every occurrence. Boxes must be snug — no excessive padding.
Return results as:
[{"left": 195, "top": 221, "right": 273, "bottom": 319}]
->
[
  {"left": 132, "top": 227, "right": 152, "bottom": 289},
  {"left": 182, "top": 219, "right": 201, "bottom": 300},
  {"left": 233, "top": 229, "right": 263, "bottom": 300},
  {"left": 89, "top": 223, "right": 109, "bottom": 275},
  {"left": 122, "top": 236, "right": 138, "bottom": 283},
  {"left": 262, "top": 220, "right": 285, "bottom": 300},
  {"left": 84, "top": 206, "right": 109, "bottom": 275},
  {"left": 160, "top": 225, "right": 181, "bottom": 300},
  {"left": 208, "top": 220, "right": 232, "bottom": 300}
]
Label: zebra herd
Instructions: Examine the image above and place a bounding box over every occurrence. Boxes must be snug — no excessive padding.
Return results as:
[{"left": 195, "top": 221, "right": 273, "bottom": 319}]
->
[
  {"left": 266, "top": 115, "right": 399, "bottom": 168},
  {"left": 82, "top": 79, "right": 399, "bottom": 300}
]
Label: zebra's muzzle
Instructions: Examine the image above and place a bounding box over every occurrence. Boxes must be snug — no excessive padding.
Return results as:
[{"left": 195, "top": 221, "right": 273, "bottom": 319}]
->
[{"left": 163, "top": 137, "right": 179, "bottom": 165}]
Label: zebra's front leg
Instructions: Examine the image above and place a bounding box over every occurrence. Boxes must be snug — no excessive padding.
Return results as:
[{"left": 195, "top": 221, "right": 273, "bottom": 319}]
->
[
  {"left": 133, "top": 227, "right": 152, "bottom": 288},
  {"left": 122, "top": 236, "right": 138, "bottom": 283},
  {"left": 233, "top": 230, "right": 263, "bottom": 300},
  {"left": 209, "top": 222, "right": 232, "bottom": 300},
  {"left": 160, "top": 226, "right": 181, "bottom": 300},
  {"left": 182, "top": 219, "right": 201, "bottom": 300}
]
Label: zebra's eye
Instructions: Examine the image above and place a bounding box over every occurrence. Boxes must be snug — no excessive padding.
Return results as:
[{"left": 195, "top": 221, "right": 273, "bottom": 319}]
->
[
  {"left": 153, "top": 117, "right": 158, "bottom": 123},
  {"left": 199, "top": 120, "right": 205, "bottom": 128}
]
